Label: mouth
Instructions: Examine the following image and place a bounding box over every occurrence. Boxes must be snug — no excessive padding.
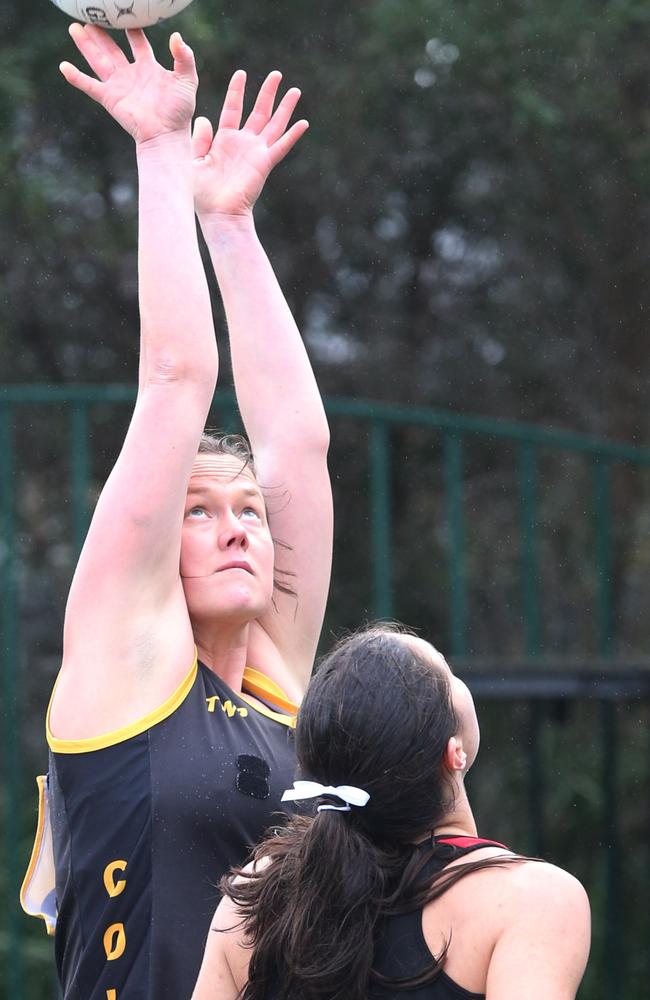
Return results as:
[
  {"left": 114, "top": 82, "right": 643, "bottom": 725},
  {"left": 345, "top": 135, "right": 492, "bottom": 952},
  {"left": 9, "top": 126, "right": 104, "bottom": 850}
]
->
[{"left": 217, "top": 561, "right": 253, "bottom": 574}]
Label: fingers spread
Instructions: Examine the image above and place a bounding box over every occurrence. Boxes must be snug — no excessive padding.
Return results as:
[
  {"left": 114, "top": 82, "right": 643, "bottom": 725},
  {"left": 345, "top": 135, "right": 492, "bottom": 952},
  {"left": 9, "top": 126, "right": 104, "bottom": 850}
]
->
[
  {"left": 218, "top": 69, "right": 247, "bottom": 131},
  {"left": 125, "top": 27, "right": 155, "bottom": 62},
  {"left": 244, "top": 70, "right": 282, "bottom": 134},
  {"left": 263, "top": 87, "right": 302, "bottom": 146},
  {"left": 268, "top": 119, "right": 309, "bottom": 168},
  {"left": 59, "top": 61, "right": 105, "bottom": 104},
  {"left": 69, "top": 22, "right": 127, "bottom": 81}
]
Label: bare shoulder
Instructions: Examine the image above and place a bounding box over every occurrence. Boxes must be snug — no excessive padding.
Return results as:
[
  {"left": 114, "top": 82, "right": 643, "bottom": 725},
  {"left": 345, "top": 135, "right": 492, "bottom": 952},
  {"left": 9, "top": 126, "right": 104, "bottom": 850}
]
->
[
  {"left": 226, "top": 855, "right": 272, "bottom": 888},
  {"left": 196, "top": 858, "right": 273, "bottom": 997},
  {"left": 505, "top": 858, "right": 590, "bottom": 917},
  {"left": 488, "top": 857, "right": 591, "bottom": 943},
  {"left": 211, "top": 891, "right": 245, "bottom": 933},
  {"left": 192, "top": 889, "right": 250, "bottom": 1000},
  {"left": 428, "top": 850, "right": 589, "bottom": 938},
  {"left": 485, "top": 859, "right": 591, "bottom": 1000},
  {"left": 422, "top": 851, "right": 589, "bottom": 999}
]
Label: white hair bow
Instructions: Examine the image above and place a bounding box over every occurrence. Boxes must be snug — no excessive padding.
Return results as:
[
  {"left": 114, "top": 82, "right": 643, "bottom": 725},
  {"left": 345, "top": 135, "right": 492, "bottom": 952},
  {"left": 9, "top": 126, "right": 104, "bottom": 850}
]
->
[{"left": 281, "top": 780, "right": 370, "bottom": 812}]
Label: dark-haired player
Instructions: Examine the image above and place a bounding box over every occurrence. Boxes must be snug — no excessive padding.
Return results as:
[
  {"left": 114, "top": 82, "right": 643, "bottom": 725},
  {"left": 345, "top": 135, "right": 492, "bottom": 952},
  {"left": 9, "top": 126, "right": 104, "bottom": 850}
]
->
[{"left": 194, "top": 626, "right": 590, "bottom": 1000}]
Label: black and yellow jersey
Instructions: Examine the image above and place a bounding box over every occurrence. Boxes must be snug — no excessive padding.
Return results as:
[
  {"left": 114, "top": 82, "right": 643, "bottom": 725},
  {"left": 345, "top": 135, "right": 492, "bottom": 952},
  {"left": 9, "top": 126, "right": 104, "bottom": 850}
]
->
[{"left": 22, "top": 655, "right": 297, "bottom": 999}]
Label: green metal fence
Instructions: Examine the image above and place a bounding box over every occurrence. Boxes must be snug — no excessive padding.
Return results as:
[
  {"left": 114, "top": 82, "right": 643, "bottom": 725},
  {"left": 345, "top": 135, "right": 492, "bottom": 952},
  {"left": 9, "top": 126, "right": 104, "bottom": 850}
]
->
[{"left": 2, "top": 384, "right": 650, "bottom": 999}]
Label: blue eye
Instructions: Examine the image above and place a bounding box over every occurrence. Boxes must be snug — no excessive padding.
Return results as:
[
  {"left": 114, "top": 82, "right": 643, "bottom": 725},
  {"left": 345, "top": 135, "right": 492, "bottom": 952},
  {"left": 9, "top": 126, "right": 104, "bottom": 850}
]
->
[
  {"left": 187, "top": 507, "right": 207, "bottom": 519},
  {"left": 240, "top": 507, "right": 261, "bottom": 520}
]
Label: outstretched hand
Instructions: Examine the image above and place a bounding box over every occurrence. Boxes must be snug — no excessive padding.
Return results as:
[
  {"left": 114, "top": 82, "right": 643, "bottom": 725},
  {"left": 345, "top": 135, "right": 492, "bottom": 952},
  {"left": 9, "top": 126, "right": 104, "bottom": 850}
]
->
[
  {"left": 59, "top": 25, "right": 197, "bottom": 144},
  {"left": 192, "top": 70, "right": 308, "bottom": 218}
]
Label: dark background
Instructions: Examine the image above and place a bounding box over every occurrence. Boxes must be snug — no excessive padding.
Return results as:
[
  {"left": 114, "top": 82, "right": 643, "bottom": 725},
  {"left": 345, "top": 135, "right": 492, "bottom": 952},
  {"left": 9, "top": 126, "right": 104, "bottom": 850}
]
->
[{"left": 1, "top": 1, "right": 650, "bottom": 997}]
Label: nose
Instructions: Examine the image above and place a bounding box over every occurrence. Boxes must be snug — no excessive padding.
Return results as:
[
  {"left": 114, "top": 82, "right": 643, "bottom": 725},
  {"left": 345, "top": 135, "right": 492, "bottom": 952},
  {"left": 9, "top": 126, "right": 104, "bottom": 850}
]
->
[{"left": 218, "top": 514, "right": 249, "bottom": 550}]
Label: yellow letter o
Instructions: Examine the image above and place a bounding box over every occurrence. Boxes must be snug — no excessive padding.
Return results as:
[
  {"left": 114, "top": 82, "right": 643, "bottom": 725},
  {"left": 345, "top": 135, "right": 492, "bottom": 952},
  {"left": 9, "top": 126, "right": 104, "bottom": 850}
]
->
[{"left": 103, "top": 923, "right": 126, "bottom": 961}]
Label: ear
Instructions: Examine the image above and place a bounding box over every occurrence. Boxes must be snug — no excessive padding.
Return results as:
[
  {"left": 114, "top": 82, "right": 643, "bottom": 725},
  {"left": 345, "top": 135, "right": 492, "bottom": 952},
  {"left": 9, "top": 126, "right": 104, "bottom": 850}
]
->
[{"left": 443, "top": 736, "right": 468, "bottom": 773}]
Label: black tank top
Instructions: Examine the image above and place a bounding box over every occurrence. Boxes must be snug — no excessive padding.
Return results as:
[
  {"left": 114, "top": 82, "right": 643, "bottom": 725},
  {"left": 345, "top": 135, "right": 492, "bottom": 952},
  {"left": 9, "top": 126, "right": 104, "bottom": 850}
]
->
[
  {"left": 47, "top": 657, "right": 297, "bottom": 1000},
  {"left": 370, "top": 835, "right": 509, "bottom": 999}
]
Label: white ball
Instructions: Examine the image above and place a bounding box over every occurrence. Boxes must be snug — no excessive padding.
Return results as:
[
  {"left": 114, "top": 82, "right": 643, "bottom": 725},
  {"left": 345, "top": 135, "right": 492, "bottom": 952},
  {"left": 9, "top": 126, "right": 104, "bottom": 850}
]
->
[{"left": 49, "top": 0, "right": 196, "bottom": 30}]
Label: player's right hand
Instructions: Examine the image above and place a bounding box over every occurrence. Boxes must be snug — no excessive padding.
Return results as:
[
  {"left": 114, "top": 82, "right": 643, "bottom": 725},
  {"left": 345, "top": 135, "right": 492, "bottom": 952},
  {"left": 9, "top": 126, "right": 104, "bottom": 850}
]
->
[{"left": 59, "top": 26, "right": 197, "bottom": 145}]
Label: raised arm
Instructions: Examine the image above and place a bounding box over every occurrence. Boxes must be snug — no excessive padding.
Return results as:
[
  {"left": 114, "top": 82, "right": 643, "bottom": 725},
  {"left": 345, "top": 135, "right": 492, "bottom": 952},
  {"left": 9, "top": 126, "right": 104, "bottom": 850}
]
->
[
  {"left": 192, "top": 72, "right": 332, "bottom": 691},
  {"left": 52, "top": 27, "right": 217, "bottom": 738}
]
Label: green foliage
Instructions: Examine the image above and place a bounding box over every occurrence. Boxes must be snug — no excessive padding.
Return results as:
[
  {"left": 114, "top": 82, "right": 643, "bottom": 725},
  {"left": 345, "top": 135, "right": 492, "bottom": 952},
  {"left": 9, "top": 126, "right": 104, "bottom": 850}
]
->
[
  {"left": 2, "top": 1, "right": 650, "bottom": 998},
  {"left": 3, "top": 0, "right": 649, "bottom": 436}
]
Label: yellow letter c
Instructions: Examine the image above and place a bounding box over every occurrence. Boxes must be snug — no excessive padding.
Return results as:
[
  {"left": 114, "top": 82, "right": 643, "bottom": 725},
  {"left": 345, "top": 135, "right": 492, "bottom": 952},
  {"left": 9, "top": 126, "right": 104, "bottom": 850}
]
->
[{"left": 103, "top": 860, "right": 127, "bottom": 898}]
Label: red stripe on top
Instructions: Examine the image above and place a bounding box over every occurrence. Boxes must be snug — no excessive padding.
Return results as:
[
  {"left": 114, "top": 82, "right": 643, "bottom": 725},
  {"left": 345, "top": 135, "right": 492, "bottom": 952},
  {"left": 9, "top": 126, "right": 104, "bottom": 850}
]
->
[{"left": 436, "top": 835, "right": 509, "bottom": 850}]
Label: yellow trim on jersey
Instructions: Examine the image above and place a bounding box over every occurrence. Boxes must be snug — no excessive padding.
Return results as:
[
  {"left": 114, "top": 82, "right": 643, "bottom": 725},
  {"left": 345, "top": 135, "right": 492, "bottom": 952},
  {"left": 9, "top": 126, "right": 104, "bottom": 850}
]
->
[
  {"left": 20, "top": 775, "right": 56, "bottom": 934},
  {"left": 238, "top": 667, "right": 296, "bottom": 729},
  {"left": 242, "top": 667, "right": 300, "bottom": 716},
  {"left": 47, "top": 653, "right": 199, "bottom": 754},
  {"left": 239, "top": 692, "right": 297, "bottom": 729}
]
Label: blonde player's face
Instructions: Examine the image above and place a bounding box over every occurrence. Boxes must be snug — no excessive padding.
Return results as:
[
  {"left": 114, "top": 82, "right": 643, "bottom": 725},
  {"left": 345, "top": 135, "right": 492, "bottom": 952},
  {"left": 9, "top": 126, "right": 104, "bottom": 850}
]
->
[{"left": 180, "top": 455, "right": 275, "bottom": 623}]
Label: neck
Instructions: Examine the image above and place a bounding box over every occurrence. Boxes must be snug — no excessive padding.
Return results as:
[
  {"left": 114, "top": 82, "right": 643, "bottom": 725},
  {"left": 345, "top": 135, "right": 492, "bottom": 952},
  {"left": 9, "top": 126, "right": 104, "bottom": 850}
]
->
[
  {"left": 193, "top": 622, "right": 250, "bottom": 692},
  {"left": 433, "top": 779, "right": 478, "bottom": 839}
]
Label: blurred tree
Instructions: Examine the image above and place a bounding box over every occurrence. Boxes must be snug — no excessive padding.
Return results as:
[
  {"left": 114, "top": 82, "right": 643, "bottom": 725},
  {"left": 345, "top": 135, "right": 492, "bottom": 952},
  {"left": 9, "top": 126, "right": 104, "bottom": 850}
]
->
[
  {"left": 3, "top": 1, "right": 648, "bottom": 638},
  {"left": 2, "top": 2, "right": 648, "bottom": 423},
  {"left": 1, "top": 3, "right": 650, "bottom": 997}
]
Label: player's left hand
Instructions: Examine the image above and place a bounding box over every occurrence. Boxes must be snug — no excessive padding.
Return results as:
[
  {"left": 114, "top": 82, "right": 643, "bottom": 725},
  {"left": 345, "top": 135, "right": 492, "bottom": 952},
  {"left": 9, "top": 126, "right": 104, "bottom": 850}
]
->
[
  {"left": 191, "top": 70, "right": 308, "bottom": 219},
  {"left": 59, "top": 26, "right": 197, "bottom": 145}
]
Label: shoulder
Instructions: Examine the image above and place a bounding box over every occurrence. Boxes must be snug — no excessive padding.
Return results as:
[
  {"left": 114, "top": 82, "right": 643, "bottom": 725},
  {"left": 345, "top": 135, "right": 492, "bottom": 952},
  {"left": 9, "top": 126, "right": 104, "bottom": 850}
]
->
[
  {"left": 196, "top": 859, "right": 272, "bottom": 997},
  {"left": 422, "top": 852, "right": 589, "bottom": 998},
  {"left": 449, "top": 850, "right": 588, "bottom": 910},
  {"left": 474, "top": 856, "right": 590, "bottom": 935},
  {"left": 224, "top": 855, "right": 272, "bottom": 889},
  {"left": 484, "top": 860, "right": 591, "bottom": 999},
  {"left": 427, "top": 850, "right": 590, "bottom": 946},
  {"left": 214, "top": 857, "right": 272, "bottom": 918},
  {"left": 504, "top": 858, "right": 590, "bottom": 920},
  {"left": 192, "top": 893, "right": 243, "bottom": 1000}
]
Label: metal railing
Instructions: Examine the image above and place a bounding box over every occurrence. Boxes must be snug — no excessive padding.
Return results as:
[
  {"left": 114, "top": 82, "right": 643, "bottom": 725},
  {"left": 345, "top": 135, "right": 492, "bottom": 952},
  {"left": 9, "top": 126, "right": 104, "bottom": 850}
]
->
[{"left": 2, "top": 384, "right": 650, "bottom": 999}]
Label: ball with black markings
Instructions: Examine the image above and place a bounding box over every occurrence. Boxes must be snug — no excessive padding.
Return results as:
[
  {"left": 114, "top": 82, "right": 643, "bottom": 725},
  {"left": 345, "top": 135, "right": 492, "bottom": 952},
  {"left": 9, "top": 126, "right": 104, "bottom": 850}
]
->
[{"left": 49, "top": 0, "right": 196, "bottom": 30}]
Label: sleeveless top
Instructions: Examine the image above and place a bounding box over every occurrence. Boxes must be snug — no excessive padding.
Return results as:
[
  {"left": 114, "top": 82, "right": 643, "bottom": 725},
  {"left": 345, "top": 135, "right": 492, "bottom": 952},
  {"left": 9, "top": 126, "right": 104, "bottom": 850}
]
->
[
  {"left": 370, "top": 835, "right": 510, "bottom": 999},
  {"left": 260, "top": 835, "right": 511, "bottom": 1000},
  {"left": 21, "top": 656, "right": 298, "bottom": 1000}
]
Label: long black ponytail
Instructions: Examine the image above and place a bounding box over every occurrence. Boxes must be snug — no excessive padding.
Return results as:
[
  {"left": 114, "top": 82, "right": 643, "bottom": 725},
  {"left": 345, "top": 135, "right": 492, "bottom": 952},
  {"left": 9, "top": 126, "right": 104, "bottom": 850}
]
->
[{"left": 221, "top": 626, "right": 514, "bottom": 1000}]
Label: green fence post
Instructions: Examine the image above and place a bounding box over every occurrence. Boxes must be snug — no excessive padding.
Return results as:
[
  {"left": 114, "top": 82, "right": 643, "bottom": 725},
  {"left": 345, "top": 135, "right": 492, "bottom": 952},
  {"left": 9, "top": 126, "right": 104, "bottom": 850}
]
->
[
  {"left": 445, "top": 431, "right": 467, "bottom": 656},
  {"left": 601, "top": 698, "right": 620, "bottom": 1000},
  {"left": 519, "top": 442, "right": 541, "bottom": 655},
  {"left": 518, "top": 442, "right": 545, "bottom": 857},
  {"left": 369, "top": 420, "right": 392, "bottom": 620},
  {"left": 70, "top": 403, "right": 91, "bottom": 557},
  {"left": 1, "top": 403, "right": 22, "bottom": 999},
  {"left": 594, "top": 457, "right": 613, "bottom": 656},
  {"left": 594, "top": 456, "right": 620, "bottom": 997}
]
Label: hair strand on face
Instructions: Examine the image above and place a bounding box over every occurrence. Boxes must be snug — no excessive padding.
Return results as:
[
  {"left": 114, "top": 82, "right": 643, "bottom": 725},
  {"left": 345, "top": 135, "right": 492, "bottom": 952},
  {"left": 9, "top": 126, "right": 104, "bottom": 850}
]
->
[{"left": 198, "top": 430, "right": 297, "bottom": 601}]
